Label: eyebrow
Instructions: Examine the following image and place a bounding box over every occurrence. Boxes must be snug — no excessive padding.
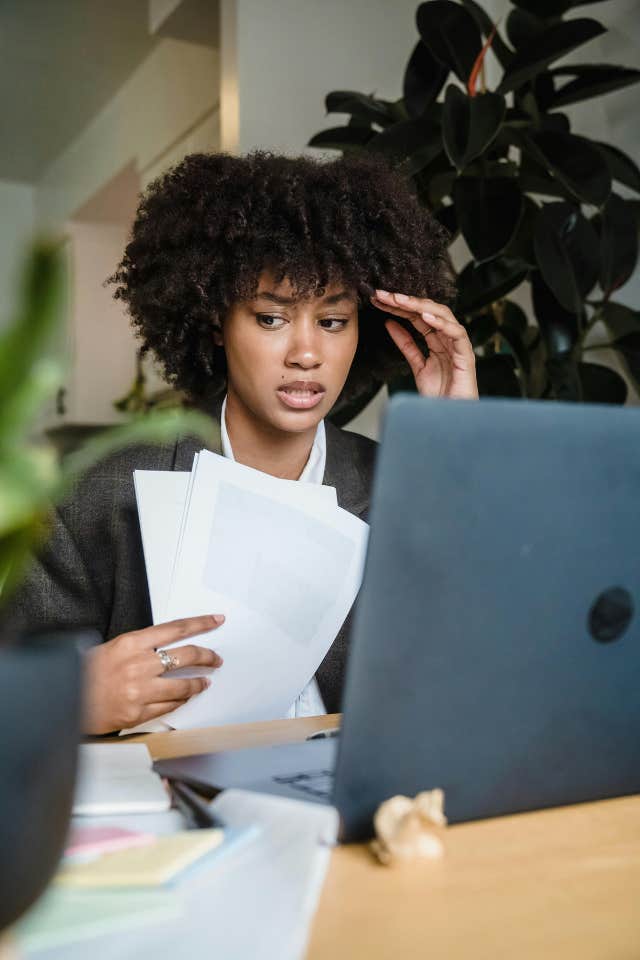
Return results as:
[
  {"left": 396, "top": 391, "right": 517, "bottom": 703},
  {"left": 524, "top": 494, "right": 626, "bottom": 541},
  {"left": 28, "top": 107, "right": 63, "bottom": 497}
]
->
[{"left": 254, "top": 289, "right": 354, "bottom": 306}]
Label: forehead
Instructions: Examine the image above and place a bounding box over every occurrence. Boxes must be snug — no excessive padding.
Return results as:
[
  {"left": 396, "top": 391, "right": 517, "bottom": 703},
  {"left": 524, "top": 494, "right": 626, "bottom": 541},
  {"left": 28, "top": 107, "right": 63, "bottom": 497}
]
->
[{"left": 253, "top": 268, "right": 356, "bottom": 304}]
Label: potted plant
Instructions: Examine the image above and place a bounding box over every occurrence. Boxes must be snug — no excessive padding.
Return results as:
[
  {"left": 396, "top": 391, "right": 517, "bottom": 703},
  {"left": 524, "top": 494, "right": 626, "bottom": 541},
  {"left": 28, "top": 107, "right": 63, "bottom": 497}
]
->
[
  {"left": 310, "top": 0, "right": 640, "bottom": 414},
  {"left": 0, "top": 241, "right": 214, "bottom": 932}
]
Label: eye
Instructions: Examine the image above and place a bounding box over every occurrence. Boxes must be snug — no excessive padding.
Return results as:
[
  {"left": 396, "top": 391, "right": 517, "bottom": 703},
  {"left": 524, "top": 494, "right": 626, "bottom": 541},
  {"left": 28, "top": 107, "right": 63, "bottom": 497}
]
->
[
  {"left": 257, "top": 314, "right": 287, "bottom": 329},
  {"left": 319, "top": 318, "right": 349, "bottom": 331}
]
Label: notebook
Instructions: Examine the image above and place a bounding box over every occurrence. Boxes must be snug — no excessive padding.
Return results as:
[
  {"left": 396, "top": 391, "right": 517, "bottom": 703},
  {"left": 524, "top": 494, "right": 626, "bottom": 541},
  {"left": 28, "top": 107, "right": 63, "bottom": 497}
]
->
[{"left": 73, "top": 743, "right": 170, "bottom": 815}]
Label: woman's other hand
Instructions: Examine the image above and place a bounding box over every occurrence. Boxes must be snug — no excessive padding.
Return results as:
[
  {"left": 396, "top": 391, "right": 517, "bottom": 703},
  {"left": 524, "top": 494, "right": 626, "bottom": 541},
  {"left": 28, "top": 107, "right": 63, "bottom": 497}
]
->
[
  {"left": 83, "top": 614, "right": 225, "bottom": 734},
  {"left": 372, "top": 289, "right": 479, "bottom": 400}
]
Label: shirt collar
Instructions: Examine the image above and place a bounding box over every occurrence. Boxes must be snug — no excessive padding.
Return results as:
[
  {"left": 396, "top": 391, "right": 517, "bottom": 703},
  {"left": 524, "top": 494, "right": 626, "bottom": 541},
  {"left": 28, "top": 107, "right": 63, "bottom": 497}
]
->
[{"left": 220, "top": 394, "right": 326, "bottom": 485}]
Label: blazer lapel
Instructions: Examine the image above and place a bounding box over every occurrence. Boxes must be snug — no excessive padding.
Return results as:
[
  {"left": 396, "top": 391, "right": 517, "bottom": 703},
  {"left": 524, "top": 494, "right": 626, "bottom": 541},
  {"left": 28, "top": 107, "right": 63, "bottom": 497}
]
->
[{"left": 323, "top": 420, "right": 370, "bottom": 518}]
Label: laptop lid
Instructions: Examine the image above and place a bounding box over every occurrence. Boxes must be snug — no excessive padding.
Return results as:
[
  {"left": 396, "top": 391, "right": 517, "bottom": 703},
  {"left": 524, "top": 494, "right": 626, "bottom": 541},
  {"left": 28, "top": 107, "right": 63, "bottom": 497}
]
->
[{"left": 333, "top": 395, "right": 640, "bottom": 841}]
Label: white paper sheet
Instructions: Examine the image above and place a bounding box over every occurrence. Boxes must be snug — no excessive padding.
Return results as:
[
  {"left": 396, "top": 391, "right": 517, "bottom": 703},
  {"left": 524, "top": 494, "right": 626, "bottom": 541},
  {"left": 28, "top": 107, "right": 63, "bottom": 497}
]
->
[
  {"left": 73, "top": 744, "right": 170, "bottom": 816},
  {"left": 159, "top": 450, "right": 368, "bottom": 729},
  {"left": 133, "top": 471, "right": 191, "bottom": 624},
  {"left": 135, "top": 458, "right": 338, "bottom": 624}
]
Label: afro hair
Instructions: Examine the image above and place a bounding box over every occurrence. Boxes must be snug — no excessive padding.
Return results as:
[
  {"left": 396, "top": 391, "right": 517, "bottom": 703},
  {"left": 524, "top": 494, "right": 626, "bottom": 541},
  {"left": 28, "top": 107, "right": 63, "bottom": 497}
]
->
[{"left": 108, "top": 150, "right": 455, "bottom": 419}]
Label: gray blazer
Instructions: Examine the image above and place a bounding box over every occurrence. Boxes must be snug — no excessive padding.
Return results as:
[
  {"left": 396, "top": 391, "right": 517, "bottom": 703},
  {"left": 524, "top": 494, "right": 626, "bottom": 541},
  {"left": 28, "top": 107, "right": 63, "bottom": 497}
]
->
[{"left": 3, "top": 420, "right": 377, "bottom": 713}]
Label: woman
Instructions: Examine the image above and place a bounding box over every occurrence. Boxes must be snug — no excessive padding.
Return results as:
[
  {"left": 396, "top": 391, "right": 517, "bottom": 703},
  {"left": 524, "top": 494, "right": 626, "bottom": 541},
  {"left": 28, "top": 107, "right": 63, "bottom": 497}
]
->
[{"left": 4, "top": 151, "right": 478, "bottom": 732}]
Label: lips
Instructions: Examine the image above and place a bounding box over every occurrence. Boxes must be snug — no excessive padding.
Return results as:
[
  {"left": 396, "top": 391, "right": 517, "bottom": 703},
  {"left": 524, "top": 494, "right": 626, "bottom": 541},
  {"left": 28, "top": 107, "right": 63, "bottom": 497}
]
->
[{"left": 276, "top": 380, "right": 326, "bottom": 410}]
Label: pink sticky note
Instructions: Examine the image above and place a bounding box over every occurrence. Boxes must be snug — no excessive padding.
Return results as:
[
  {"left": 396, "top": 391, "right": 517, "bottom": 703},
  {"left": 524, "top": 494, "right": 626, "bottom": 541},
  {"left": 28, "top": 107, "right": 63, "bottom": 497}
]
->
[{"left": 64, "top": 826, "right": 155, "bottom": 861}]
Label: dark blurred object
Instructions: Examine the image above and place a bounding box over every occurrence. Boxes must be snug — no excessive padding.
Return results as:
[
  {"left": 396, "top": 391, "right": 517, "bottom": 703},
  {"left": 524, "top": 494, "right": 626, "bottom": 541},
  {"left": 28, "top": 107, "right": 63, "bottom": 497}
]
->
[
  {"left": 0, "top": 632, "right": 82, "bottom": 931},
  {"left": 311, "top": 0, "right": 640, "bottom": 410}
]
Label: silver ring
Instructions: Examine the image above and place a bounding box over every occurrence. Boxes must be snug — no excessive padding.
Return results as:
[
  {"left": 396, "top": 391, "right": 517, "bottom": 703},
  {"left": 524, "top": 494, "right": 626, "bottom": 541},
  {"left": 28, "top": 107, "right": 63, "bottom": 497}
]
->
[{"left": 156, "top": 649, "right": 179, "bottom": 673}]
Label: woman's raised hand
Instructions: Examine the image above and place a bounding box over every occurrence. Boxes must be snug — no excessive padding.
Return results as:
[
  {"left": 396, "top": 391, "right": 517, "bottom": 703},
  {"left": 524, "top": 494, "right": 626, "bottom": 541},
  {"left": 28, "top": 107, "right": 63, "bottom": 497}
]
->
[
  {"left": 83, "top": 614, "right": 225, "bottom": 734},
  {"left": 372, "top": 289, "right": 479, "bottom": 400}
]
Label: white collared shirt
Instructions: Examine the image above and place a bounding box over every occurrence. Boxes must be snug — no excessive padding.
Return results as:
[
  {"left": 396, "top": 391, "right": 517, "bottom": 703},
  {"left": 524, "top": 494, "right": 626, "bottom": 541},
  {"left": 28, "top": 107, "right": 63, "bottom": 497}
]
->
[{"left": 220, "top": 395, "right": 327, "bottom": 719}]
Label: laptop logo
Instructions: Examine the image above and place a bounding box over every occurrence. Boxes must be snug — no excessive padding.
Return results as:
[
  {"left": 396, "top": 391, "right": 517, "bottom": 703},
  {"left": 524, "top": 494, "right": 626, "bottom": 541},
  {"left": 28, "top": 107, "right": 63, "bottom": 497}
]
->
[{"left": 588, "top": 587, "right": 634, "bottom": 644}]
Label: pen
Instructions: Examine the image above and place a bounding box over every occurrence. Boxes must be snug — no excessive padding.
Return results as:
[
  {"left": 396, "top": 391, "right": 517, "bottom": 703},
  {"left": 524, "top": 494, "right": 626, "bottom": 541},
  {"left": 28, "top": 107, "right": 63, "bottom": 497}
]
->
[
  {"left": 167, "top": 778, "right": 226, "bottom": 830},
  {"left": 306, "top": 728, "right": 340, "bottom": 741}
]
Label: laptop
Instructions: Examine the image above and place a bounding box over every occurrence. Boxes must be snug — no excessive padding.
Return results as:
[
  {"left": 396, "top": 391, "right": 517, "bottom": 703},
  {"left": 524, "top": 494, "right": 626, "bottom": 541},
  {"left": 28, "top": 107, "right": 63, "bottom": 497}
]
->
[{"left": 157, "top": 395, "right": 640, "bottom": 841}]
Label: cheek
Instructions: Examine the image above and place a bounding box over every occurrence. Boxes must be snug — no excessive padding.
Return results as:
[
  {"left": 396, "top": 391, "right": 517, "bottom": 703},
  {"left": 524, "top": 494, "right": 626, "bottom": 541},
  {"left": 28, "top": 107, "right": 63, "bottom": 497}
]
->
[{"left": 327, "top": 331, "right": 359, "bottom": 386}]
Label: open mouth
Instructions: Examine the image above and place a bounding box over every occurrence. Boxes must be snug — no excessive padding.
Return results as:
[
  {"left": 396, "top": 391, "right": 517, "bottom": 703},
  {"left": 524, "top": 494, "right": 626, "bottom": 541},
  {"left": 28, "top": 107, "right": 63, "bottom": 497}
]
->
[{"left": 276, "top": 382, "right": 326, "bottom": 410}]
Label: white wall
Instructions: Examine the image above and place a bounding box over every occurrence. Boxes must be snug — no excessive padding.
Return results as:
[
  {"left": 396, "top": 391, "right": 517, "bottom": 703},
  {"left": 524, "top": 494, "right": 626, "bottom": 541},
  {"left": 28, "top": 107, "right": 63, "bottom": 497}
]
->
[
  {"left": 35, "top": 37, "right": 219, "bottom": 231},
  {"left": 221, "top": 0, "right": 421, "bottom": 157},
  {"left": 0, "top": 179, "right": 35, "bottom": 328}
]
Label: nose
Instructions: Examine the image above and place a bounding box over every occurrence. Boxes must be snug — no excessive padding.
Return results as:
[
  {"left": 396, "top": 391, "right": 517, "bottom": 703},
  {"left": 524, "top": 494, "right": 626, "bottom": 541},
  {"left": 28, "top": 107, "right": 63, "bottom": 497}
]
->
[{"left": 285, "top": 320, "right": 322, "bottom": 370}]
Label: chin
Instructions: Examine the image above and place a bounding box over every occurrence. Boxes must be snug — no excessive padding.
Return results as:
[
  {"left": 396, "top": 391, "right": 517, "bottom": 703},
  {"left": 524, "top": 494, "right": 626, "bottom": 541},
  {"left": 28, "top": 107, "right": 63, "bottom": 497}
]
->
[{"left": 268, "top": 398, "right": 332, "bottom": 434}]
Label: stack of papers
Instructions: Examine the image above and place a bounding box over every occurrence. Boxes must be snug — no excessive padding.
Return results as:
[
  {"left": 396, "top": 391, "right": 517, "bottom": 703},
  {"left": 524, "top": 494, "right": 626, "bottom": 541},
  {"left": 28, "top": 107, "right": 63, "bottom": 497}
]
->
[
  {"left": 56, "top": 829, "right": 224, "bottom": 888},
  {"left": 134, "top": 448, "right": 369, "bottom": 730},
  {"left": 73, "top": 744, "right": 170, "bottom": 815}
]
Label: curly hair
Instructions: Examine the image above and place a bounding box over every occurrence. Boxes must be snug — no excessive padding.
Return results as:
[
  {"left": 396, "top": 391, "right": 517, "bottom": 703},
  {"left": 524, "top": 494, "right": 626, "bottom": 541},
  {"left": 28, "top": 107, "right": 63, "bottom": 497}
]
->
[{"left": 108, "top": 150, "right": 454, "bottom": 418}]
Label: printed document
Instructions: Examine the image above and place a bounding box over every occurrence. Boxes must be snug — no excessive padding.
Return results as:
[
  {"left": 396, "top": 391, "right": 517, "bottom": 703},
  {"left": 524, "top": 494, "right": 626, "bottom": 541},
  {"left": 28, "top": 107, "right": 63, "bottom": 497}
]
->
[{"left": 134, "top": 450, "right": 368, "bottom": 729}]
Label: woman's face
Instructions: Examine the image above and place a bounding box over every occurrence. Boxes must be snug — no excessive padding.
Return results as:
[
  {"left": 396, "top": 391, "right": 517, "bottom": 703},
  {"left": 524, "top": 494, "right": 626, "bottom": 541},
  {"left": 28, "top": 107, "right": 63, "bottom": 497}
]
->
[{"left": 216, "top": 269, "right": 359, "bottom": 434}]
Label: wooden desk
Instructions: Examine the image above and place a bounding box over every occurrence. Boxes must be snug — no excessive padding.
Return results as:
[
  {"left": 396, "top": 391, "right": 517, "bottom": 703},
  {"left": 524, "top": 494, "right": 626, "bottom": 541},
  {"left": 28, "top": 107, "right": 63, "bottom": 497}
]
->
[{"left": 139, "top": 717, "right": 640, "bottom": 960}]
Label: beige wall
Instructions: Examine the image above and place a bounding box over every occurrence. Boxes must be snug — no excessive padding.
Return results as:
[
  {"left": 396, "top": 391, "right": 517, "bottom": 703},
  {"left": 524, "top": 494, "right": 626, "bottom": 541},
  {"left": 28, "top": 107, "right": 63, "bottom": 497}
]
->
[{"left": 33, "top": 35, "right": 220, "bottom": 427}]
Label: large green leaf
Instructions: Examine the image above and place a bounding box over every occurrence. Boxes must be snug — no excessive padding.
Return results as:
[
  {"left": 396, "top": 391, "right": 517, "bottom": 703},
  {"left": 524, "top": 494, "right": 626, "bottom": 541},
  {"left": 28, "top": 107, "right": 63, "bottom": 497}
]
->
[
  {"left": 518, "top": 129, "right": 611, "bottom": 206},
  {"left": 307, "top": 126, "right": 374, "bottom": 151},
  {"left": 519, "top": 153, "right": 574, "bottom": 201},
  {"left": 403, "top": 41, "right": 448, "bottom": 118},
  {"left": 475, "top": 354, "right": 522, "bottom": 397},
  {"left": 533, "top": 202, "right": 600, "bottom": 314},
  {"left": 546, "top": 354, "right": 582, "bottom": 401},
  {"left": 457, "top": 257, "right": 529, "bottom": 315},
  {"left": 400, "top": 135, "right": 444, "bottom": 178},
  {"left": 0, "top": 243, "right": 66, "bottom": 416},
  {"left": 325, "top": 91, "right": 398, "bottom": 127},
  {"left": 0, "top": 448, "right": 59, "bottom": 537},
  {"left": 511, "top": 0, "right": 572, "bottom": 15},
  {"left": 453, "top": 176, "right": 523, "bottom": 262},
  {"left": 368, "top": 118, "right": 433, "bottom": 161},
  {"left": 549, "top": 64, "right": 640, "bottom": 109},
  {"left": 598, "top": 193, "right": 639, "bottom": 296},
  {"left": 506, "top": 8, "right": 547, "bottom": 49},
  {"left": 613, "top": 332, "right": 640, "bottom": 390},
  {"left": 500, "top": 301, "right": 532, "bottom": 377},
  {"left": 416, "top": 1, "right": 482, "bottom": 83},
  {"left": 467, "top": 311, "right": 498, "bottom": 347},
  {"left": 594, "top": 142, "right": 640, "bottom": 194},
  {"left": 498, "top": 18, "right": 606, "bottom": 94},
  {"left": 600, "top": 301, "right": 640, "bottom": 339},
  {"left": 512, "top": 0, "right": 614, "bottom": 14},
  {"left": 460, "top": 0, "right": 514, "bottom": 69},
  {"left": 504, "top": 197, "right": 538, "bottom": 266},
  {"left": 531, "top": 270, "right": 580, "bottom": 355},
  {"left": 579, "top": 362, "right": 628, "bottom": 404},
  {"left": 442, "top": 85, "right": 505, "bottom": 171},
  {"left": 2, "top": 358, "right": 62, "bottom": 448}
]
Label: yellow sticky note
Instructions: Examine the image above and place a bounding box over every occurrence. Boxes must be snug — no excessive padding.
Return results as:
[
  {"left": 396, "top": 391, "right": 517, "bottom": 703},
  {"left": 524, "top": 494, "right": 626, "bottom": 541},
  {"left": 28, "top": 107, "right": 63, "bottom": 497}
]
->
[{"left": 55, "top": 829, "right": 224, "bottom": 888}]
